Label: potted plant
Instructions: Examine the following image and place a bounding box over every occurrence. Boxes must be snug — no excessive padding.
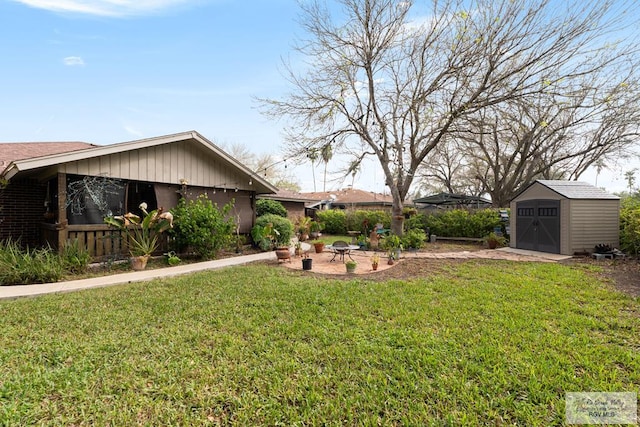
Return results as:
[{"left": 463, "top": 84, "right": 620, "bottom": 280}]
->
[
  {"left": 164, "top": 251, "right": 181, "bottom": 266},
  {"left": 313, "top": 240, "right": 325, "bottom": 253},
  {"left": 301, "top": 253, "right": 313, "bottom": 270},
  {"left": 387, "top": 250, "right": 396, "bottom": 265},
  {"left": 296, "top": 216, "right": 312, "bottom": 241},
  {"left": 294, "top": 241, "right": 303, "bottom": 257},
  {"left": 309, "top": 220, "right": 323, "bottom": 239},
  {"left": 371, "top": 253, "right": 380, "bottom": 271},
  {"left": 345, "top": 259, "right": 357, "bottom": 273},
  {"left": 104, "top": 202, "right": 173, "bottom": 270},
  {"left": 383, "top": 234, "right": 403, "bottom": 260},
  {"left": 484, "top": 232, "right": 507, "bottom": 249}
]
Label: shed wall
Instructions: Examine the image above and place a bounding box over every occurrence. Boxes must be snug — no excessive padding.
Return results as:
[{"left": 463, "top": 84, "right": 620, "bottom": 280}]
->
[{"left": 567, "top": 200, "right": 620, "bottom": 254}]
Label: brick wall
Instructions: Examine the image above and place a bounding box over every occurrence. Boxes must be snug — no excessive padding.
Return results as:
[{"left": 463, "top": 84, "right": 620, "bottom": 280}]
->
[{"left": 0, "top": 178, "right": 47, "bottom": 249}]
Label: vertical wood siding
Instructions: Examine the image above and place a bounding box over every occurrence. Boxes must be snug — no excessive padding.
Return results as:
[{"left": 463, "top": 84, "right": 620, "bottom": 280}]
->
[{"left": 58, "top": 140, "right": 253, "bottom": 191}]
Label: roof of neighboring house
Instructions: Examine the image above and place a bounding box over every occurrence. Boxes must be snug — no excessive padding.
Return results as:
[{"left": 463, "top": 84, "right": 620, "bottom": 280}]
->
[
  {"left": 522, "top": 180, "right": 619, "bottom": 200},
  {"left": 301, "top": 188, "right": 397, "bottom": 207},
  {"left": 414, "top": 192, "right": 492, "bottom": 206},
  {"left": 258, "top": 189, "right": 322, "bottom": 203},
  {"left": 0, "top": 142, "right": 97, "bottom": 170},
  {"left": 0, "top": 131, "right": 277, "bottom": 194}
]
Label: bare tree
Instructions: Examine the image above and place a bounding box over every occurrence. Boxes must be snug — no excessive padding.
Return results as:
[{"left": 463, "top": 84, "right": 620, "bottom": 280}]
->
[
  {"left": 225, "top": 144, "right": 301, "bottom": 192},
  {"left": 261, "top": 0, "right": 638, "bottom": 234},
  {"left": 419, "top": 61, "right": 640, "bottom": 206}
]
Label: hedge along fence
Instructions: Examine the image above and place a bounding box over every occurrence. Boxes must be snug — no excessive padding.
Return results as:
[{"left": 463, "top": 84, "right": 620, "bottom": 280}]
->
[
  {"left": 316, "top": 210, "right": 392, "bottom": 235},
  {"left": 422, "top": 209, "right": 503, "bottom": 238},
  {"left": 316, "top": 208, "right": 504, "bottom": 238}
]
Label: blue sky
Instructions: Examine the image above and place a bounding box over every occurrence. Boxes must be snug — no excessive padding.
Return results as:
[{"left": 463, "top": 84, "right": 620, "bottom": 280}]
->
[
  {"left": 0, "top": 1, "right": 295, "bottom": 151},
  {"left": 0, "top": 0, "right": 634, "bottom": 194}
]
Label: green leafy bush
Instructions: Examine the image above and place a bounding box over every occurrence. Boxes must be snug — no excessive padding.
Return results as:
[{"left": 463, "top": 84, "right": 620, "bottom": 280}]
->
[
  {"left": 60, "top": 239, "right": 92, "bottom": 274},
  {"left": 619, "top": 196, "right": 640, "bottom": 255},
  {"left": 252, "top": 214, "right": 294, "bottom": 249},
  {"left": 402, "top": 229, "right": 427, "bottom": 249},
  {"left": 169, "top": 195, "right": 236, "bottom": 259},
  {"left": 256, "top": 199, "right": 287, "bottom": 217},
  {"left": 316, "top": 210, "right": 347, "bottom": 235},
  {"left": 0, "top": 239, "right": 63, "bottom": 285},
  {"left": 424, "top": 209, "right": 501, "bottom": 238}
]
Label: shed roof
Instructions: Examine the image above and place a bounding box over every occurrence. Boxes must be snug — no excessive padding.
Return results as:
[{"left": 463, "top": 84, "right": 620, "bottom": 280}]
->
[{"left": 524, "top": 180, "right": 619, "bottom": 200}]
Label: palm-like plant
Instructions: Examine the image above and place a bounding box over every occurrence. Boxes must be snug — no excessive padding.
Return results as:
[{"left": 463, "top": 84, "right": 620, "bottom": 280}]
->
[{"left": 104, "top": 203, "right": 173, "bottom": 257}]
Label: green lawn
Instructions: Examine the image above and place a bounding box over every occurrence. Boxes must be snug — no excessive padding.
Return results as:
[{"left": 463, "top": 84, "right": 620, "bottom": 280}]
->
[{"left": 1, "top": 261, "right": 638, "bottom": 425}]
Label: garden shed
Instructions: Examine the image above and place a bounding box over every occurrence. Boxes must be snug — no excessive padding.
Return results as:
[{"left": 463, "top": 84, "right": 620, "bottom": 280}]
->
[{"left": 510, "top": 180, "right": 620, "bottom": 255}]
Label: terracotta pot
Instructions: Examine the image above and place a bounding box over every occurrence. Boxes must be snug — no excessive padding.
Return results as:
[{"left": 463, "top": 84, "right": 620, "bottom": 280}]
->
[
  {"left": 131, "top": 255, "right": 150, "bottom": 271},
  {"left": 275, "top": 246, "right": 291, "bottom": 262},
  {"left": 313, "top": 242, "right": 325, "bottom": 253},
  {"left": 387, "top": 258, "right": 394, "bottom": 265},
  {"left": 372, "top": 263, "right": 378, "bottom": 271}
]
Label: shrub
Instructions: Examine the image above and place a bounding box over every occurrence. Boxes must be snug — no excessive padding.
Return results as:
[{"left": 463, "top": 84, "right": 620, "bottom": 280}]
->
[
  {"left": 0, "top": 239, "right": 63, "bottom": 285},
  {"left": 60, "top": 239, "right": 92, "bottom": 274},
  {"left": 256, "top": 199, "right": 287, "bottom": 217},
  {"left": 169, "top": 195, "right": 236, "bottom": 259},
  {"left": 402, "top": 229, "right": 427, "bottom": 249},
  {"left": 252, "top": 214, "right": 294, "bottom": 249},
  {"left": 316, "top": 210, "right": 347, "bottom": 234},
  {"left": 404, "top": 213, "right": 429, "bottom": 232},
  {"left": 424, "top": 209, "right": 501, "bottom": 238},
  {"left": 619, "top": 196, "right": 640, "bottom": 255}
]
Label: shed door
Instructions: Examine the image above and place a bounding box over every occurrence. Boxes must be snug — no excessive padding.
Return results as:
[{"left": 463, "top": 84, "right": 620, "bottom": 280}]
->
[{"left": 515, "top": 200, "right": 560, "bottom": 253}]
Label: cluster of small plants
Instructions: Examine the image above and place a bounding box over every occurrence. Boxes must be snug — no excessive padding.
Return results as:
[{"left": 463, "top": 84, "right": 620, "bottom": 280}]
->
[{"left": 0, "top": 239, "right": 91, "bottom": 286}]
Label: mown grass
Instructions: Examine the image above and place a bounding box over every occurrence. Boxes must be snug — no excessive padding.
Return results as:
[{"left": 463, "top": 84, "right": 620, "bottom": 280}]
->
[{"left": 0, "top": 261, "right": 638, "bottom": 425}]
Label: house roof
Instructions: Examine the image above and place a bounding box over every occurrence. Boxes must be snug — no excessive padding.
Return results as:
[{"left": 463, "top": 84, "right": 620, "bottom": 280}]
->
[
  {"left": 525, "top": 180, "right": 619, "bottom": 200},
  {"left": 0, "top": 142, "right": 97, "bottom": 170},
  {"left": 301, "top": 188, "right": 396, "bottom": 206},
  {"left": 413, "top": 192, "right": 492, "bottom": 206},
  {"left": 0, "top": 131, "right": 277, "bottom": 194},
  {"left": 258, "top": 189, "right": 322, "bottom": 203}
]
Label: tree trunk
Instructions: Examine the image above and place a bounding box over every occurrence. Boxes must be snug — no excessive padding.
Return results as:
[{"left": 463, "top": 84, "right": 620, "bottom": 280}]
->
[{"left": 390, "top": 198, "right": 404, "bottom": 236}]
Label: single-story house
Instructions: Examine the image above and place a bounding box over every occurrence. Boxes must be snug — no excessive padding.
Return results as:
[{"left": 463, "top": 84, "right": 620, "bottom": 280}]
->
[
  {"left": 257, "top": 189, "right": 322, "bottom": 220},
  {"left": 510, "top": 180, "right": 620, "bottom": 255},
  {"left": 302, "top": 188, "right": 404, "bottom": 212},
  {"left": 0, "top": 131, "right": 277, "bottom": 258}
]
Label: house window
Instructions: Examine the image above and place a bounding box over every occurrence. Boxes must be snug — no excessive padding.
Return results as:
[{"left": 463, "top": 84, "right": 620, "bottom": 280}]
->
[
  {"left": 66, "top": 175, "right": 126, "bottom": 225},
  {"left": 127, "top": 181, "right": 158, "bottom": 216}
]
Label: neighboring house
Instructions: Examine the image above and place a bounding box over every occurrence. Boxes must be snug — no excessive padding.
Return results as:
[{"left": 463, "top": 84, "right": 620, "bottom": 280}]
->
[
  {"left": 302, "top": 188, "right": 402, "bottom": 211},
  {"left": 257, "top": 189, "right": 322, "bottom": 220},
  {"left": 510, "top": 180, "right": 619, "bottom": 255},
  {"left": 0, "top": 131, "right": 277, "bottom": 258}
]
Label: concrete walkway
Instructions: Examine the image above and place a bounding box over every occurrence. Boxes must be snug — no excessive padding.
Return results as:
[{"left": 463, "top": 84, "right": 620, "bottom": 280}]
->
[
  {"left": 0, "top": 252, "right": 275, "bottom": 300},
  {"left": 0, "top": 247, "right": 571, "bottom": 300}
]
